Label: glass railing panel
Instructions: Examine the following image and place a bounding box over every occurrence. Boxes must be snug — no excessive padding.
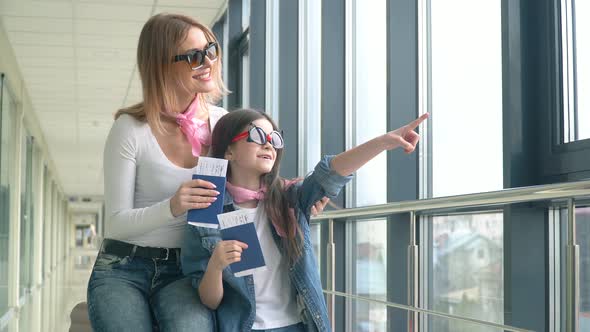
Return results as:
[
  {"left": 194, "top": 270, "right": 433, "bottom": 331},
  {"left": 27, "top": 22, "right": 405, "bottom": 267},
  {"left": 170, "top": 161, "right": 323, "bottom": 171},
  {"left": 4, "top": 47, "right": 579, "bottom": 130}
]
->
[
  {"left": 349, "top": 218, "right": 388, "bottom": 331},
  {"left": 575, "top": 207, "right": 590, "bottom": 330},
  {"left": 560, "top": 206, "right": 590, "bottom": 330},
  {"left": 428, "top": 212, "right": 504, "bottom": 331},
  {"left": 346, "top": 298, "right": 389, "bottom": 332},
  {"left": 427, "top": 315, "right": 504, "bottom": 332}
]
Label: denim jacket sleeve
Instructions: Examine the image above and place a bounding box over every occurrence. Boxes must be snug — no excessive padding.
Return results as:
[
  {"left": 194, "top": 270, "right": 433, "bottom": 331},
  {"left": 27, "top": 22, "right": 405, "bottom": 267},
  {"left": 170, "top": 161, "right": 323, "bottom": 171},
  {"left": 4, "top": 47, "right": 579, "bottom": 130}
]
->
[
  {"left": 180, "top": 224, "right": 218, "bottom": 289},
  {"left": 295, "top": 155, "right": 353, "bottom": 215}
]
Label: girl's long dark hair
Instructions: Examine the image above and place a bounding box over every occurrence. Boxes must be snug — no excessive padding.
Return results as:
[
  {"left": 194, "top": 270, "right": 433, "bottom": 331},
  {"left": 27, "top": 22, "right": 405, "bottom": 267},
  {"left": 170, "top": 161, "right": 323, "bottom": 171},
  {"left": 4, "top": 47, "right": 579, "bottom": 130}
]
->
[{"left": 210, "top": 109, "right": 303, "bottom": 264}]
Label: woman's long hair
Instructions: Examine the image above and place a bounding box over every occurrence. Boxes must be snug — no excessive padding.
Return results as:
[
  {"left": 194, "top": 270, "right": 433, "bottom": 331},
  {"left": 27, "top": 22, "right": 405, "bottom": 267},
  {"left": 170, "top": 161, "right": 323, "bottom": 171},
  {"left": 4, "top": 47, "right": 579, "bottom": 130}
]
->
[
  {"left": 210, "top": 109, "right": 304, "bottom": 264},
  {"left": 115, "top": 13, "right": 228, "bottom": 133}
]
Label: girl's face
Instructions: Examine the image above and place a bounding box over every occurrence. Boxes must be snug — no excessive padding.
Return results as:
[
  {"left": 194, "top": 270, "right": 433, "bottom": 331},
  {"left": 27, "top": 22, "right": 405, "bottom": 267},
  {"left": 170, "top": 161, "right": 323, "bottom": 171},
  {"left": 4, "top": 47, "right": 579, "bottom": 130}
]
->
[
  {"left": 173, "top": 27, "right": 218, "bottom": 96},
  {"left": 226, "top": 119, "right": 278, "bottom": 179}
]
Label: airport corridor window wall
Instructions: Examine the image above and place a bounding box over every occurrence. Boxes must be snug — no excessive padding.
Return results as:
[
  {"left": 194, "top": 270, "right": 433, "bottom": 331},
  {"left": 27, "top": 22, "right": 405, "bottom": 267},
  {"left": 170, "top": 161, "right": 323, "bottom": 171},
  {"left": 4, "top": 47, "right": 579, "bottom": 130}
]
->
[
  {"left": 422, "top": 0, "right": 504, "bottom": 331},
  {"left": 0, "top": 75, "right": 16, "bottom": 324},
  {"left": 215, "top": 0, "right": 590, "bottom": 330},
  {"left": 0, "top": 74, "right": 69, "bottom": 331},
  {"left": 346, "top": 0, "right": 389, "bottom": 331}
]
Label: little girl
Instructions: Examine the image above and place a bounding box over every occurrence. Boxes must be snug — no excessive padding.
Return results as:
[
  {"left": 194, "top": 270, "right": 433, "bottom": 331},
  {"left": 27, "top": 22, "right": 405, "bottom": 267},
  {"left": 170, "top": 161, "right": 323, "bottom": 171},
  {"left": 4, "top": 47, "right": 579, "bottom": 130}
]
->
[{"left": 181, "top": 109, "right": 428, "bottom": 332}]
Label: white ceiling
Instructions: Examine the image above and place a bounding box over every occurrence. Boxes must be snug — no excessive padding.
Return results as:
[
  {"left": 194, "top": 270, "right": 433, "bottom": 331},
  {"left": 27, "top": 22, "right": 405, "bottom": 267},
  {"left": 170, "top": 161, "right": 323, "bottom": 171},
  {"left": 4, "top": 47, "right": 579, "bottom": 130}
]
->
[{"left": 0, "top": 0, "right": 226, "bottom": 197}]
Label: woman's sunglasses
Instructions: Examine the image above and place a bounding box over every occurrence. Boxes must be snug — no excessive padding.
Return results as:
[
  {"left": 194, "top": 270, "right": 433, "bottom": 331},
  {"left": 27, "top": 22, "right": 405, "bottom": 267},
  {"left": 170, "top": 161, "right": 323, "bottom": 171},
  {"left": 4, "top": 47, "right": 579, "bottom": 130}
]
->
[
  {"left": 173, "top": 42, "right": 219, "bottom": 70},
  {"left": 231, "top": 124, "right": 285, "bottom": 149}
]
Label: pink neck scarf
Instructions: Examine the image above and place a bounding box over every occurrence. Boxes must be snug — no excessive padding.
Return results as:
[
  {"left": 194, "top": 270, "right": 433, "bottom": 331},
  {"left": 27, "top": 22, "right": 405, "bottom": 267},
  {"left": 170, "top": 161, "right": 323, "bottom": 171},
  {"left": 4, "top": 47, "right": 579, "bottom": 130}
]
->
[
  {"left": 226, "top": 182, "right": 267, "bottom": 204},
  {"left": 225, "top": 179, "right": 303, "bottom": 238},
  {"left": 175, "top": 95, "right": 211, "bottom": 157}
]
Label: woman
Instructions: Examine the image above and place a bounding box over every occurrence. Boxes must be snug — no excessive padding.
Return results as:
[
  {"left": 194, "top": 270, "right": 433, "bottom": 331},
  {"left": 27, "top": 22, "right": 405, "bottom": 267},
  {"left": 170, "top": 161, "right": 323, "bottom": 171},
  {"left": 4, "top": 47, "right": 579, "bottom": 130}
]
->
[
  {"left": 87, "top": 13, "right": 327, "bottom": 331},
  {"left": 87, "top": 13, "right": 226, "bottom": 332}
]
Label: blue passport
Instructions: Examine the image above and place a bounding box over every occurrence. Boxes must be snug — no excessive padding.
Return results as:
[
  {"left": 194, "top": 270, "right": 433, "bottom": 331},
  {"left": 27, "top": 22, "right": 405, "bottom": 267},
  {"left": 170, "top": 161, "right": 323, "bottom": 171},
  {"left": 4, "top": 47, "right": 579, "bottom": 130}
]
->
[
  {"left": 218, "top": 210, "right": 266, "bottom": 277},
  {"left": 187, "top": 157, "right": 228, "bottom": 228},
  {"left": 187, "top": 175, "right": 226, "bottom": 228}
]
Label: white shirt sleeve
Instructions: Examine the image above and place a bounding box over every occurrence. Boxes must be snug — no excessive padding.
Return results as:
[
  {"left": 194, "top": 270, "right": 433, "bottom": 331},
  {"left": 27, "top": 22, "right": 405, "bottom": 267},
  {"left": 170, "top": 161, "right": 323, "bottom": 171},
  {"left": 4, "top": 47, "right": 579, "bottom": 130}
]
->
[{"left": 103, "top": 115, "right": 176, "bottom": 239}]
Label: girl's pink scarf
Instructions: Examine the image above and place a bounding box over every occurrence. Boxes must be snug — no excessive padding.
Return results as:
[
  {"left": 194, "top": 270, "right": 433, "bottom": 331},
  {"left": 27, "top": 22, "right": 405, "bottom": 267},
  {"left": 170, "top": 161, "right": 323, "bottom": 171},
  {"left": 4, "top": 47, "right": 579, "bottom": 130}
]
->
[{"left": 226, "top": 179, "right": 301, "bottom": 237}]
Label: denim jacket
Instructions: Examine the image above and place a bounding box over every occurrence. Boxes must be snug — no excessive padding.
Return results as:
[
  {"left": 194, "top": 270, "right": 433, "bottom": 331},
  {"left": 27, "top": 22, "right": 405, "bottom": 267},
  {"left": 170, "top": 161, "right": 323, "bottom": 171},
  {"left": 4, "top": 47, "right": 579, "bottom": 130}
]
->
[{"left": 181, "top": 155, "right": 352, "bottom": 332}]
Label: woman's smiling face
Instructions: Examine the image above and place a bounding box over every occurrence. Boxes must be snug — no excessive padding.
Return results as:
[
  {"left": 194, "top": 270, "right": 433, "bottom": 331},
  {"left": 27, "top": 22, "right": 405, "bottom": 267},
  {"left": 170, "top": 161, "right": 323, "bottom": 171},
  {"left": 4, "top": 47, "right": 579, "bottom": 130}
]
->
[{"left": 173, "top": 27, "right": 218, "bottom": 95}]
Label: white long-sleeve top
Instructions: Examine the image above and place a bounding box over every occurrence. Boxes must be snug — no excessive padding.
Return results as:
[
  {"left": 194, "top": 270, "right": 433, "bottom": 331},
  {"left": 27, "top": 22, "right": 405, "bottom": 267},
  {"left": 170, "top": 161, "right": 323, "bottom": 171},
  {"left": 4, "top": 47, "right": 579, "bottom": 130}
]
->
[{"left": 103, "top": 106, "right": 227, "bottom": 248}]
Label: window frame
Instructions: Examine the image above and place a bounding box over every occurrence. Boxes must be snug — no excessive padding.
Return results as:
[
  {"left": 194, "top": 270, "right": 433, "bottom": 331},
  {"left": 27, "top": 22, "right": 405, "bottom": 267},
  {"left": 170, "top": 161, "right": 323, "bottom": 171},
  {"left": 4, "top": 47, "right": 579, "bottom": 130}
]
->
[{"left": 538, "top": 0, "right": 590, "bottom": 182}]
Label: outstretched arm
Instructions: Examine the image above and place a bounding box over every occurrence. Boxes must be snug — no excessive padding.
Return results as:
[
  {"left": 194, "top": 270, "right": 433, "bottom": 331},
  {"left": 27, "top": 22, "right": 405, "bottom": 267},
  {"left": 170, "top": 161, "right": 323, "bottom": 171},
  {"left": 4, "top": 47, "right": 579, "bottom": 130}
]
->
[{"left": 330, "top": 113, "right": 428, "bottom": 176}]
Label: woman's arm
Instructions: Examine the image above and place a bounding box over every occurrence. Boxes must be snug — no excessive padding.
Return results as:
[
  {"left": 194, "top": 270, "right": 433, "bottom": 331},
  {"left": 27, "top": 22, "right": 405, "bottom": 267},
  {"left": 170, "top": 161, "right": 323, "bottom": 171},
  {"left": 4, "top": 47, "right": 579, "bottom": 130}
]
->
[
  {"left": 103, "top": 116, "right": 178, "bottom": 239},
  {"left": 330, "top": 113, "right": 428, "bottom": 176}
]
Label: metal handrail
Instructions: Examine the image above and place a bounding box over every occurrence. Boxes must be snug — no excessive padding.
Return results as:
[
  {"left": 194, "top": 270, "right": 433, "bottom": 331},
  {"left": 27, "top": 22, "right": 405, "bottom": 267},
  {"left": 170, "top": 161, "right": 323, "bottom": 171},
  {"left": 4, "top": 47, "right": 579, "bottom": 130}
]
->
[
  {"left": 311, "top": 179, "right": 589, "bottom": 331},
  {"left": 310, "top": 178, "right": 590, "bottom": 221},
  {"left": 322, "top": 290, "right": 534, "bottom": 332}
]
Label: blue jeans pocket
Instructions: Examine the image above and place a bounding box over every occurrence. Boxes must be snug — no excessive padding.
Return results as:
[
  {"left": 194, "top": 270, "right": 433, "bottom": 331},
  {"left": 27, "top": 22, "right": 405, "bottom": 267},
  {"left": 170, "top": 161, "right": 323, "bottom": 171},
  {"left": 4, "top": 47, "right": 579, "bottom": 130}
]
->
[{"left": 93, "top": 252, "right": 129, "bottom": 269}]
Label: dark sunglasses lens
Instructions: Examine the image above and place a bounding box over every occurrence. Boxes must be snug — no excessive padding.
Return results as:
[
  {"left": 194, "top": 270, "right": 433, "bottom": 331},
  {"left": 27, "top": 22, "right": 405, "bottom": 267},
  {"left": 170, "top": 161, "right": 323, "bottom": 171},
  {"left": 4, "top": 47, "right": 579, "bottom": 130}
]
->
[
  {"left": 270, "top": 131, "right": 284, "bottom": 148},
  {"left": 190, "top": 52, "right": 204, "bottom": 69},
  {"left": 207, "top": 44, "right": 218, "bottom": 60},
  {"left": 250, "top": 127, "right": 266, "bottom": 145}
]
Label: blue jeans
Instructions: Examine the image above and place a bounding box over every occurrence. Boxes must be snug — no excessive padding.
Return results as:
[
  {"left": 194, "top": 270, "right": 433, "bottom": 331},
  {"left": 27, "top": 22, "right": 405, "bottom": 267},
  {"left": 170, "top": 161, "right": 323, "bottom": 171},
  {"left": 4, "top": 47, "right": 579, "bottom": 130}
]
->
[
  {"left": 87, "top": 249, "right": 213, "bottom": 332},
  {"left": 252, "top": 323, "right": 305, "bottom": 332}
]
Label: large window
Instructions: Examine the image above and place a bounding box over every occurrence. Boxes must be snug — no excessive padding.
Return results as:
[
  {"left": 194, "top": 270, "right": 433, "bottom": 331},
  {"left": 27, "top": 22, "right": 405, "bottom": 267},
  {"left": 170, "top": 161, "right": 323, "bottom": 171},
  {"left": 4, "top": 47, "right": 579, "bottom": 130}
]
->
[
  {"left": 428, "top": 0, "right": 503, "bottom": 197},
  {"left": 0, "top": 76, "right": 16, "bottom": 318},
  {"left": 424, "top": 1, "right": 504, "bottom": 330},
  {"left": 347, "top": 0, "right": 388, "bottom": 330},
  {"left": 241, "top": 0, "right": 250, "bottom": 108},
  {"left": 563, "top": 0, "right": 590, "bottom": 141},
  {"left": 299, "top": 0, "right": 322, "bottom": 174},
  {"left": 20, "top": 133, "right": 34, "bottom": 297},
  {"left": 42, "top": 166, "right": 50, "bottom": 278},
  {"left": 573, "top": 1, "right": 589, "bottom": 140},
  {"left": 299, "top": 0, "right": 323, "bottom": 269}
]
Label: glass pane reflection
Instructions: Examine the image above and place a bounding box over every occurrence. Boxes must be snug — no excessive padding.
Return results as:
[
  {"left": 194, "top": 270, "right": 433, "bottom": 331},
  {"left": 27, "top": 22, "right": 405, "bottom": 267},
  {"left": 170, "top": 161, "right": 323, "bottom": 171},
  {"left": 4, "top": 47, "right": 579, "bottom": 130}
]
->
[
  {"left": 354, "top": 219, "right": 387, "bottom": 332},
  {"left": 431, "top": 212, "right": 504, "bottom": 332}
]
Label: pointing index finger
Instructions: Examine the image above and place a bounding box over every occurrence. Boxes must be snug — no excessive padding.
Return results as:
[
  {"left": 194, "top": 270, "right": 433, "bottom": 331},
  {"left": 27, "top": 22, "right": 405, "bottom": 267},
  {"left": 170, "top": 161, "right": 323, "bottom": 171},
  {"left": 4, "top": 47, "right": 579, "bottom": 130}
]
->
[{"left": 406, "top": 113, "right": 429, "bottom": 130}]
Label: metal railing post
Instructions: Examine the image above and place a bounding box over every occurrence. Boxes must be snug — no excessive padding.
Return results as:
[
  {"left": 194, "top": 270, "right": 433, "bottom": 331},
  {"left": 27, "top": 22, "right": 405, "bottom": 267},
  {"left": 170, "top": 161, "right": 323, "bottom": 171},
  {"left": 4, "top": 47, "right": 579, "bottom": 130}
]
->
[
  {"left": 566, "top": 199, "right": 580, "bottom": 332},
  {"left": 326, "top": 218, "right": 335, "bottom": 329},
  {"left": 408, "top": 211, "right": 419, "bottom": 332}
]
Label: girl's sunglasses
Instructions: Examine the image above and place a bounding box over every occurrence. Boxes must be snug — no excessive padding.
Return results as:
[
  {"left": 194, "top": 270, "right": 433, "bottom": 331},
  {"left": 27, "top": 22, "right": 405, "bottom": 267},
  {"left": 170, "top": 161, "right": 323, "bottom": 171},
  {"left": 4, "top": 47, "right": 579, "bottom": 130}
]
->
[
  {"left": 231, "top": 124, "right": 285, "bottom": 149},
  {"left": 173, "top": 42, "right": 219, "bottom": 70}
]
